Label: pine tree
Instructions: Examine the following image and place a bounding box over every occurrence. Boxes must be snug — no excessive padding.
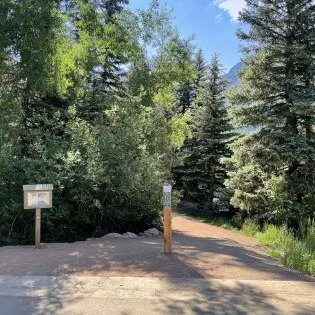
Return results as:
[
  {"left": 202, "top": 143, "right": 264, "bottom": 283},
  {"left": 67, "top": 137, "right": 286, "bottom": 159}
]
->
[
  {"left": 74, "top": 0, "right": 130, "bottom": 93},
  {"left": 172, "top": 49, "right": 207, "bottom": 189},
  {"left": 67, "top": 0, "right": 131, "bottom": 121},
  {"left": 175, "top": 49, "right": 207, "bottom": 114},
  {"left": 101, "top": 0, "right": 129, "bottom": 93},
  {"left": 182, "top": 55, "right": 234, "bottom": 207},
  {"left": 175, "top": 81, "right": 193, "bottom": 114},
  {"left": 226, "top": 0, "right": 315, "bottom": 221},
  {"left": 192, "top": 49, "right": 207, "bottom": 99},
  {"left": 102, "top": 0, "right": 129, "bottom": 23}
]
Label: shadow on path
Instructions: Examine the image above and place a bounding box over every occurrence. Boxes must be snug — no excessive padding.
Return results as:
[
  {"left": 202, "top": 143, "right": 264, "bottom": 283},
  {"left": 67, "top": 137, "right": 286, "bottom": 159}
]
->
[{"left": 0, "top": 214, "right": 314, "bottom": 314}]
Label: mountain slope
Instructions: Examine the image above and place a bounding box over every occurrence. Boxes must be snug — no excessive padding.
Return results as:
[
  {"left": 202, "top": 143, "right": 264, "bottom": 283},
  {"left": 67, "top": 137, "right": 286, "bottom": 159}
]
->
[{"left": 225, "top": 61, "right": 243, "bottom": 88}]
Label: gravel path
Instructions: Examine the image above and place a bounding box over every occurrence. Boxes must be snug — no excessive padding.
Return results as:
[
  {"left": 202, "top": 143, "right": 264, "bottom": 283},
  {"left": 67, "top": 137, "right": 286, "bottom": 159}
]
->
[{"left": 0, "top": 213, "right": 313, "bottom": 281}]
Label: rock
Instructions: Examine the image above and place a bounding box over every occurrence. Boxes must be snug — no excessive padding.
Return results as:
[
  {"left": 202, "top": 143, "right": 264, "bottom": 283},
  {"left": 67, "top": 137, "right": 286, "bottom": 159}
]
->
[
  {"left": 138, "top": 232, "right": 145, "bottom": 237},
  {"left": 123, "top": 232, "right": 137, "bottom": 239},
  {"left": 103, "top": 233, "right": 125, "bottom": 238},
  {"left": 86, "top": 238, "right": 95, "bottom": 241},
  {"left": 144, "top": 228, "right": 160, "bottom": 237}
]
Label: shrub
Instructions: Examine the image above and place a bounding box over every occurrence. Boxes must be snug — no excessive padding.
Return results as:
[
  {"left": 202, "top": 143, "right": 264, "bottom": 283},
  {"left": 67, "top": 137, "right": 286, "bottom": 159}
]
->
[
  {"left": 305, "top": 220, "right": 315, "bottom": 253},
  {"left": 0, "top": 98, "right": 172, "bottom": 245},
  {"left": 241, "top": 218, "right": 261, "bottom": 237},
  {"left": 258, "top": 224, "right": 315, "bottom": 275}
]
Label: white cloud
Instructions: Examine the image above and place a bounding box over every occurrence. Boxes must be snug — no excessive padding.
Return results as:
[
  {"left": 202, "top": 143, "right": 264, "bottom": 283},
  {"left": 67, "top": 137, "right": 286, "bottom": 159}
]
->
[
  {"left": 214, "top": 1, "right": 315, "bottom": 21},
  {"left": 214, "top": 0, "right": 246, "bottom": 21}
]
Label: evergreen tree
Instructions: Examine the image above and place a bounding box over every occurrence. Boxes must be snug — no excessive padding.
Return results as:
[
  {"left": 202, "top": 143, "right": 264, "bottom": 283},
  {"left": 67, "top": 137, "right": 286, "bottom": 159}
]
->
[
  {"left": 172, "top": 49, "right": 207, "bottom": 189},
  {"left": 192, "top": 49, "right": 207, "bottom": 99},
  {"left": 102, "top": 0, "right": 129, "bottom": 23},
  {"left": 226, "top": 0, "right": 315, "bottom": 223},
  {"left": 66, "top": 0, "right": 132, "bottom": 120},
  {"left": 175, "top": 49, "right": 207, "bottom": 114},
  {"left": 182, "top": 55, "right": 234, "bottom": 207},
  {"left": 175, "top": 81, "right": 194, "bottom": 114},
  {"left": 101, "top": 0, "right": 130, "bottom": 93}
]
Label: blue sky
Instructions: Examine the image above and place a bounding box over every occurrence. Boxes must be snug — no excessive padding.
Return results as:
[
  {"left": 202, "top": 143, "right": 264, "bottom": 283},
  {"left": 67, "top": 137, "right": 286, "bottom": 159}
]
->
[{"left": 128, "top": 0, "right": 246, "bottom": 71}]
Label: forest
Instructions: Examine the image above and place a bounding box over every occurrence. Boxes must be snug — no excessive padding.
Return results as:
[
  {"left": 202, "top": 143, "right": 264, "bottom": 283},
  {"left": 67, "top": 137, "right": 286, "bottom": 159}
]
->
[{"left": 0, "top": 0, "right": 315, "bottom": 270}]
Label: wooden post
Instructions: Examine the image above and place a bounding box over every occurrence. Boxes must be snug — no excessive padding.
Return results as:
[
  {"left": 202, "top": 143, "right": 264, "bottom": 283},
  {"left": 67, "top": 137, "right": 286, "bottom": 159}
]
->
[
  {"left": 35, "top": 208, "right": 41, "bottom": 249},
  {"left": 163, "top": 185, "right": 172, "bottom": 254},
  {"left": 23, "top": 184, "right": 53, "bottom": 250}
]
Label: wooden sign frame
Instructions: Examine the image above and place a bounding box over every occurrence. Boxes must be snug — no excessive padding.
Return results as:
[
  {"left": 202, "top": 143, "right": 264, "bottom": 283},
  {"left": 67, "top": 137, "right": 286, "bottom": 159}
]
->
[{"left": 23, "top": 184, "right": 53, "bottom": 249}]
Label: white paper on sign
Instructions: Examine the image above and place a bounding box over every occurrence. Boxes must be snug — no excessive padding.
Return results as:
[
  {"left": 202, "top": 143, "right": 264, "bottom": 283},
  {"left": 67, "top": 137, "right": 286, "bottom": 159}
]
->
[
  {"left": 28, "top": 192, "right": 50, "bottom": 207},
  {"left": 163, "top": 185, "right": 172, "bottom": 193}
]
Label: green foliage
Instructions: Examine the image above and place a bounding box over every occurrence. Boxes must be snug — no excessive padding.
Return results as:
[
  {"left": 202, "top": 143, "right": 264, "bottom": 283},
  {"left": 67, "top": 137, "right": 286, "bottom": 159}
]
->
[
  {"left": 226, "top": 0, "right": 315, "bottom": 225},
  {"left": 180, "top": 55, "right": 235, "bottom": 206},
  {"left": 258, "top": 223, "right": 315, "bottom": 275},
  {"left": 242, "top": 218, "right": 261, "bottom": 237},
  {"left": 97, "top": 96, "right": 168, "bottom": 231},
  {"left": 0, "top": 0, "right": 197, "bottom": 245},
  {"left": 174, "top": 48, "right": 205, "bottom": 115},
  {"left": 0, "top": 95, "right": 169, "bottom": 244}
]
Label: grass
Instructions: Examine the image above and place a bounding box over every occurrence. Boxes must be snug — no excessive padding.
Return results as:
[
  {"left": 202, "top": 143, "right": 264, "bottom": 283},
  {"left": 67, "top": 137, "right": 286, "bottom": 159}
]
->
[
  {"left": 182, "top": 209, "right": 315, "bottom": 276},
  {"left": 241, "top": 218, "right": 261, "bottom": 237},
  {"left": 257, "top": 224, "right": 315, "bottom": 275}
]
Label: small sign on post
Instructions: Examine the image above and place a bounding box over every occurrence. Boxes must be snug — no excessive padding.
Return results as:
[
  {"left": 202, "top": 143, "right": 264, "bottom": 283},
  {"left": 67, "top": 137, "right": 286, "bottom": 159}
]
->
[
  {"left": 23, "top": 184, "right": 53, "bottom": 249},
  {"left": 163, "top": 184, "right": 172, "bottom": 254}
]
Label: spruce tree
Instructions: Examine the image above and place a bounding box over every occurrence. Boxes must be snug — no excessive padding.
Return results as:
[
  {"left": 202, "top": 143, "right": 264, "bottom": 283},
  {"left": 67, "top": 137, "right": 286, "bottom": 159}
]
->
[
  {"left": 68, "top": 0, "right": 131, "bottom": 121},
  {"left": 192, "top": 49, "right": 207, "bottom": 99},
  {"left": 172, "top": 49, "right": 207, "bottom": 189},
  {"left": 226, "top": 0, "right": 315, "bottom": 222},
  {"left": 101, "top": 0, "right": 129, "bottom": 93},
  {"left": 175, "top": 49, "right": 207, "bottom": 114},
  {"left": 182, "top": 55, "right": 234, "bottom": 207},
  {"left": 102, "top": 0, "right": 129, "bottom": 23},
  {"left": 176, "top": 81, "right": 194, "bottom": 114}
]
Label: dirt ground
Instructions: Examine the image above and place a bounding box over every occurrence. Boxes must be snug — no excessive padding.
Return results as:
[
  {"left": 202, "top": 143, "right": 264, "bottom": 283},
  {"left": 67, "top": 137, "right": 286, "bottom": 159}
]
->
[{"left": 0, "top": 213, "right": 313, "bottom": 281}]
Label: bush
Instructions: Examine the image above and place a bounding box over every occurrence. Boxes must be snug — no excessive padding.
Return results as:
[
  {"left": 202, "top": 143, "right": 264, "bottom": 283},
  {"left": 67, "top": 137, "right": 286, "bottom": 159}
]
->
[
  {"left": 241, "top": 218, "right": 261, "bottom": 237},
  {"left": 0, "top": 97, "right": 172, "bottom": 245},
  {"left": 305, "top": 220, "right": 315, "bottom": 253},
  {"left": 258, "top": 225, "right": 292, "bottom": 250},
  {"left": 258, "top": 224, "right": 315, "bottom": 275}
]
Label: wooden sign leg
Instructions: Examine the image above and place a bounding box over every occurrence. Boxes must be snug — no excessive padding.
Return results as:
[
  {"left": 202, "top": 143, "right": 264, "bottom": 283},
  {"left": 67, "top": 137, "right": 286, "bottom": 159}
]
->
[
  {"left": 164, "top": 207, "right": 172, "bottom": 254},
  {"left": 35, "top": 208, "right": 41, "bottom": 249}
]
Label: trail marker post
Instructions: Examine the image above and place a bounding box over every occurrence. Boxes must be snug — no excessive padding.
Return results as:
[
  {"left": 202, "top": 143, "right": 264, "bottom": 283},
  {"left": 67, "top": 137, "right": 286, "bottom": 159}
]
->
[
  {"left": 163, "top": 185, "right": 172, "bottom": 254},
  {"left": 23, "top": 184, "right": 53, "bottom": 249}
]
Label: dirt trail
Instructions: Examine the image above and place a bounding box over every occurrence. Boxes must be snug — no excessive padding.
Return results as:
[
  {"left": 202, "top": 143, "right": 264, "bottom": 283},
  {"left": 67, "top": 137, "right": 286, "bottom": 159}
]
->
[{"left": 0, "top": 213, "right": 313, "bottom": 281}]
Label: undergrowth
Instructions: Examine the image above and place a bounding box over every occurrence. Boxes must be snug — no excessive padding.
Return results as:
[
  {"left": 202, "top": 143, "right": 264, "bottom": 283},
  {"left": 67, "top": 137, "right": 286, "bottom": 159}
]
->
[{"left": 257, "top": 223, "right": 315, "bottom": 275}]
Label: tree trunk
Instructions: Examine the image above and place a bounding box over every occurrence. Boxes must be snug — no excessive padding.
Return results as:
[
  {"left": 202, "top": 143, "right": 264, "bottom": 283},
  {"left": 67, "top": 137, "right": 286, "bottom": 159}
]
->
[{"left": 209, "top": 165, "right": 216, "bottom": 208}]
